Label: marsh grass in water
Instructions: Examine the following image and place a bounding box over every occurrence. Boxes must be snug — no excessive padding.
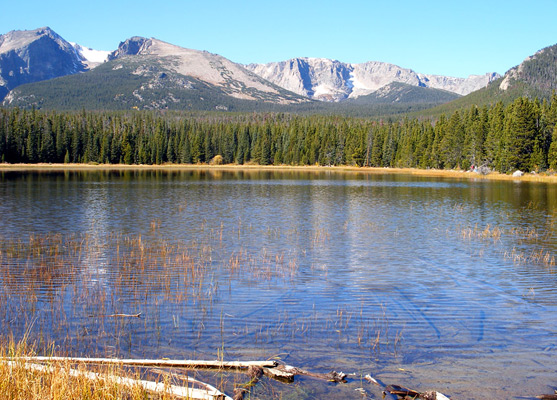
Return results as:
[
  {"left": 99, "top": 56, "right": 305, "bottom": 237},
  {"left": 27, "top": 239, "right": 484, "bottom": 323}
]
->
[
  {"left": 453, "top": 222, "right": 556, "bottom": 270},
  {"left": 0, "top": 228, "right": 400, "bottom": 370}
]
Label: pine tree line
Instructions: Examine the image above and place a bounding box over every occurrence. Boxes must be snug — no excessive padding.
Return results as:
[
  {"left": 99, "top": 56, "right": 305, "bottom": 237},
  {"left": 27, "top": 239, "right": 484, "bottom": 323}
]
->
[{"left": 1, "top": 94, "right": 557, "bottom": 172}]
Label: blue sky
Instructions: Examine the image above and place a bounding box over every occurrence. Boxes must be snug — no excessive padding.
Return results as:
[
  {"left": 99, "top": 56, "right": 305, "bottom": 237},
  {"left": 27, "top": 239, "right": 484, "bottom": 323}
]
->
[{"left": 2, "top": 0, "right": 556, "bottom": 78}]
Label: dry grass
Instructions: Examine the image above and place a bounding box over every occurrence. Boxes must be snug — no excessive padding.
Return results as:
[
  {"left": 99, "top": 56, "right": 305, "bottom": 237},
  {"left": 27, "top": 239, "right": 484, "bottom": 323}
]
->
[
  {"left": 2, "top": 164, "right": 557, "bottom": 184},
  {"left": 0, "top": 339, "right": 157, "bottom": 400}
]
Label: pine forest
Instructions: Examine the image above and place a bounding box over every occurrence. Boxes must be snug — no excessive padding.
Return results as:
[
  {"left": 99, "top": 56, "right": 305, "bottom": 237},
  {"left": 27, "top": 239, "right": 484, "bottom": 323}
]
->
[{"left": 1, "top": 94, "right": 557, "bottom": 173}]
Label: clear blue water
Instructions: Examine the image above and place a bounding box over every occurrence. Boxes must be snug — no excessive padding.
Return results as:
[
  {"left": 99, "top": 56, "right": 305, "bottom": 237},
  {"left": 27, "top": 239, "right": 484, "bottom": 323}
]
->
[{"left": 1, "top": 168, "right": 556, "bottom": 399}]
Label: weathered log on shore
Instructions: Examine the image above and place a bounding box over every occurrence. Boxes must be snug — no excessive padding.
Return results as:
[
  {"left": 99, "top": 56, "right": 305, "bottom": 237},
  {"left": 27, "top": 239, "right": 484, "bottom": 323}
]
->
[
  {"left": 6, "top": 361, "right": 231, "bottom": 400},
  {"left": 9, "top": 357, "right": 277, "bottom": 370},
  {"left": 262, "top": 364, "right": 346, "bottom": 383}
]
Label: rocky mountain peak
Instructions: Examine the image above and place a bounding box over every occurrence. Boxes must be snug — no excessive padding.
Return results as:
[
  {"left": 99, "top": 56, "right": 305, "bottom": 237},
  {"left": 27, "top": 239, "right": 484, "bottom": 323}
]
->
[
  {"left": 108, "top": 37, "right": 152, "bottom": 60},
  {"left": 0, "top": 27, "right": 87, "bottom": 101},
  {"left": 246, "top": 58, "right": 501, "bottom": 102},
  {"left": 499, "top": 43, "right": 557, "bottom": 94}
]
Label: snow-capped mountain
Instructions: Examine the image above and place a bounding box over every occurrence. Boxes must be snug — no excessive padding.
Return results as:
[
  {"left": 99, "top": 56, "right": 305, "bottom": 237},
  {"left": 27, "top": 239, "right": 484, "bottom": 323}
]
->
[
  {"left": 246, "top": 58, "right": 500, "bottom": 102},
  {"left": 3, "top": 35, "right": 308, "bottom": 110},
  {"left": 0, "top": 26, "right": 508, "bottom": 110},
  {"left": 0, "top": 27, "right": 88, "bottom": 100}
]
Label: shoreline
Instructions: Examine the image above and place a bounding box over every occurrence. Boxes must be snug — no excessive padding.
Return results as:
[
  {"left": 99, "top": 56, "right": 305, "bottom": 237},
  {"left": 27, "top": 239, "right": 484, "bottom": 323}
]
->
[{"left": 1, "top": 163, "right": 556, "bottom": 183}]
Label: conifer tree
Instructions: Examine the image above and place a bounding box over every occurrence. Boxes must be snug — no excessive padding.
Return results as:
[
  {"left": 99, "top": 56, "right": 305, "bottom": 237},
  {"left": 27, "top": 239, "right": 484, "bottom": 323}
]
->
[{"left": 505, "top": 97, "right": 538, "bottom": 171}]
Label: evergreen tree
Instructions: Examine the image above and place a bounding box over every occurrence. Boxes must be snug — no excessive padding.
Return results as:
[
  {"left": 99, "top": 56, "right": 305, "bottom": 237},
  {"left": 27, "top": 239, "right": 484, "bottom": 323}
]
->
[
  {"left": 505, "top": 97, "right": 538, "bottom": 171},
  {"left": 547, "top": 125, "right": 557, "bottom": 170}
]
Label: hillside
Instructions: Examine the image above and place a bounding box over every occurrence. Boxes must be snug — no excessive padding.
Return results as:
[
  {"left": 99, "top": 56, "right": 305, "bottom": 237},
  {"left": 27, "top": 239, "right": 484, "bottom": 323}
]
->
[
  {"left": 3, "top": 36, "right": 310, "bottom": 111},
  {"left": 419, "top": 43, "right": 557, "bottom": 117},
  {"left": 2, "top": 56, "right": 309, "bottom": 112}
]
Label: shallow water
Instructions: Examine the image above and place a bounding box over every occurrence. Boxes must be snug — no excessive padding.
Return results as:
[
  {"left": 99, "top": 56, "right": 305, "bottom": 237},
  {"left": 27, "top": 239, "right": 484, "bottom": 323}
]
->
[{"left": 1, "top": 169, "right": 556, "bottom": 399}]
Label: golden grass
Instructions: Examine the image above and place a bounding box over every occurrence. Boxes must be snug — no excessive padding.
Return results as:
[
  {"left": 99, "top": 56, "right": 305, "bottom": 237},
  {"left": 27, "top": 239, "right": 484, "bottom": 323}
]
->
[
  {"left": 2, "top": 163, "right": 557, "bottom": 183},
  {"left": 0, "top": 339, "right": 157, "bottom": 400}
]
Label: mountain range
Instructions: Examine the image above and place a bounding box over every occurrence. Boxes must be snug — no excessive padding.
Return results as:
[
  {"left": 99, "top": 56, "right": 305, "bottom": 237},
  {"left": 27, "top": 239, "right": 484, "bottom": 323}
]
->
[
  {"left": 245, "top": 58, "right": 499, "bottom": 101},
  {"left": 1, "top": 27, "right": 555, "bottom": 114}
]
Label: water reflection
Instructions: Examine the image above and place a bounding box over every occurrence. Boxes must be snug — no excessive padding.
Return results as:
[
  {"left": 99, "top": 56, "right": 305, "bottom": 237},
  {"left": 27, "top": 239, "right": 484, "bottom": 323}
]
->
[{"left": 1, "top": 169, "right": 556, "bottom": 399}]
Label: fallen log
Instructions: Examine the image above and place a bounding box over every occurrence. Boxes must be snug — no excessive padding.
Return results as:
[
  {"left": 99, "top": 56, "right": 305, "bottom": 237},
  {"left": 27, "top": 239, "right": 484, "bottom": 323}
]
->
[
  {"left": 262, "top": 366, "right": 295, "bottom": 382},
  {"left": 5, "top": 361, "right": 231, "bottom": 400},
  {"left": 384, "top": 384, "right": 450, "bottom": 400},
  {"left": 262, "top": 364, "right": 346, "bottom": 383},
  {"left": 9, "top": 357, "right": 277, "bottom": 370}
]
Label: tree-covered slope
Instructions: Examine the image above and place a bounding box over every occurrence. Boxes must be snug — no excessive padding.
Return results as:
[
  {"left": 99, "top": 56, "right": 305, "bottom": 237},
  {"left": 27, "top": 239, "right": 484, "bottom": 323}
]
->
[
  {"left": 2, "top": 55, "right": 310, "bottom": 112},
  {"left": 418, "top": 43, "right": 557, "bottom": 118},
  {"left": 348, "top": 82, "right": 460, "bottom": 104}
]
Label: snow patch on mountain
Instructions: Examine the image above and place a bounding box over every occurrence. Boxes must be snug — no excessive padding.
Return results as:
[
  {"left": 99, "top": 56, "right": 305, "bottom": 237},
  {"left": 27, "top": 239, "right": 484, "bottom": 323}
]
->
[{"left": 71, "top": 42, "right": 110, "bottom": 68}]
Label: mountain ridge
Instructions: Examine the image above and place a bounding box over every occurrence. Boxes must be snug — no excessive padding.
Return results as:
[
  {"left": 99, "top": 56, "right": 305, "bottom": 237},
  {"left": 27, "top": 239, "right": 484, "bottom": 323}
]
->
[
  {"left": 106, "top": 36, "right": 305, "bottom": 103},
  {"left": 0, "top": 27, "right": 87, "bottom": 100},
  {"left": 245, "top": 58, "right": 500, "bottom": 101},
  {"left": 1, "top": 27, "right": 555, "bottom": 115},
  {"left": 0, "top": 27, "right": 500, "bottom": 107}
]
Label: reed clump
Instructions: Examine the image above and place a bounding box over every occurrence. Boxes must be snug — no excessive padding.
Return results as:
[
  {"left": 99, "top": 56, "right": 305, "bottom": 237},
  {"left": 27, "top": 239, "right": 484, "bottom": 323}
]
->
[
  {"left": 455, "top": 222, "right": 555, "bottom": 270},
  {"left": 459, "top": 224, "right": 502, "bottom": 242}
]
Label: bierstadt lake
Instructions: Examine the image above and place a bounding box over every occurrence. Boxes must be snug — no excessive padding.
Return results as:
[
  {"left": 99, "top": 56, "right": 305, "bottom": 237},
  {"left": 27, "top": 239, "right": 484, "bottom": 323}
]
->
[{"left": 0, "top": 167, "right": 556, "bottom": 399}]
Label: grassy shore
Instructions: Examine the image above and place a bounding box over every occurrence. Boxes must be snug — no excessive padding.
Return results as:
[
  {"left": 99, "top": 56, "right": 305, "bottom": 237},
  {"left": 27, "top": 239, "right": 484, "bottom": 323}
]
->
[
  {"left": 0, "top": 340, "right": 151, "bottom": 400},
  {"left": 1, "top": 163, "right": 557, "bottom": 183},
  {"left": 0, "top": 339, "right": 233, "bottom": 400}
]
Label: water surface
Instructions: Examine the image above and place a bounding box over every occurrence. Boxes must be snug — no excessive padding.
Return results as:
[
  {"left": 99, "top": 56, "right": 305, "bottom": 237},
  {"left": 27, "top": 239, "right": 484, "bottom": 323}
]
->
[{"left": 1, "top": 169, "right": 556, "bottom": 399}]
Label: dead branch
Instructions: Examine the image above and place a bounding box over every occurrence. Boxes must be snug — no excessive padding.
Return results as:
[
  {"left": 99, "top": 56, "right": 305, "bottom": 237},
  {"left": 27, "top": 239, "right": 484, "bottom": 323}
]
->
[
  {"left": 108, "top": 312, "right": 142, "bottom": 318},
  {"left": 88, "top": 313, "right": 142, "bottom": 318},
  {"left": 364, "top": 374, "right": 380, "bottom": 386},
  {"left": 384, "top": 384, "right": 450, "bottom": 400}
]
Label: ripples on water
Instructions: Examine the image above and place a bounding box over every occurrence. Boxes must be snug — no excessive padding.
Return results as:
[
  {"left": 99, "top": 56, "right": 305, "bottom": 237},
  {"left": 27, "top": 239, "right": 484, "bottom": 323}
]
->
[{"left": 1, "top": 169, "right": 556, "bottom": 399}]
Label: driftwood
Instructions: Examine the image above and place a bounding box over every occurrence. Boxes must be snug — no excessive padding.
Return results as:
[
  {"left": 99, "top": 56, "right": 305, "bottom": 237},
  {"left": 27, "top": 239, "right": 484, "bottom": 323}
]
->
[
  {"left": 5, "top": 361, "right": 231, "bottom": 400},
  {"left": 263, "top": 364, "right": 346, "bottom": 383},
  {"left": 88, "top": 312, "right": 142, "bottom": 318},
  {"left": 11, "top": 357, "right": 277, "bottom": 370},
  {"left": 384, "top": 384, "right": 450, "bottom": 400},
  {"left": 364, "top": 374, "right": 380, "bottom": 386},
  {"left": 108, "top": 312, "right": 142, "bottom": 318},
  {"left": 537, "top": 392, "right": 557, "bottom": 400}
]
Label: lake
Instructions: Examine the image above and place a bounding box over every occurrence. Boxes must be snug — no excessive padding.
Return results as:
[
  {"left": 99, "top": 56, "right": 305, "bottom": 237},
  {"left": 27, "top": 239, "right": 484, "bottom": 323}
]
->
[{"left": 1, "top": 168, "right": 556, "bottom": 399}]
